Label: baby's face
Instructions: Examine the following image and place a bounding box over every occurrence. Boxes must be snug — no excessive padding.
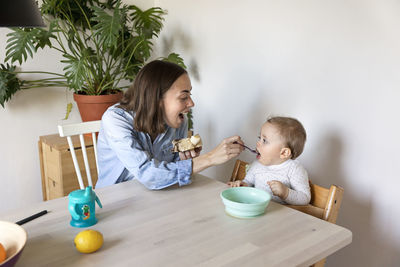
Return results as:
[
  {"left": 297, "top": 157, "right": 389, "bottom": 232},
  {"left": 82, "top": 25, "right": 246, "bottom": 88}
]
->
[{"left": 256, "top": 122, "right": 288, "bottom": 166}]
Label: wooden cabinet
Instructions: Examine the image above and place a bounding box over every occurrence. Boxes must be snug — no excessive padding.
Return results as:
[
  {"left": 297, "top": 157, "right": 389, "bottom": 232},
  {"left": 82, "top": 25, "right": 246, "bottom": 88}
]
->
[{"left": 38, "top": 134, "right": 98, "bottom": 201}]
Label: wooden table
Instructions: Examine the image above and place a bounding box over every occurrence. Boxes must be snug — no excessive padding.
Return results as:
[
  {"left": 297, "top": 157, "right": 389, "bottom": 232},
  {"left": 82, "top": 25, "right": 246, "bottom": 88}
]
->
[{"left": 0, "top": 175, "right": 352, "bottom": 267}]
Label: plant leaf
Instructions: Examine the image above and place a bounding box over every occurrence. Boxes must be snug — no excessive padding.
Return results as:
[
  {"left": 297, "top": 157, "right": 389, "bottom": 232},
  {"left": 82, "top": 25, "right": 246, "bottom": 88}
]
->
[
  {"left": 92, "top": 2, "right": 124, "bottom": 48},
  {"left": 34, "top": 20, "right": 59, "bottom": 49},
  {"left": 41, "top": 0, "right": 98, "bottom": 29},
  {"left": 63, "top": 102, "right": 73, "bottom": 120},
  {"left": 163, "top": 53, "right": 187, "bottom": 69},
  {"left": 61, "top": 53, "right": 87, "bottom": 91},
  {"left": 5, "top": 28, "right": 40, "bottom": 64},
  {"left": 118, "top": 35, "right": 149, "bottom": 77},
  {"left": 0, "top": 0, "right": 181, "bottom": 100},
  {"left": 129, "top": 6, "right": 166, "bottom": 39},
  {"left": 132, "top": 35, "right": 152, "bottom": 62},
  {"left": 0, "top": 64, "right": 22, "bottom": 107}
]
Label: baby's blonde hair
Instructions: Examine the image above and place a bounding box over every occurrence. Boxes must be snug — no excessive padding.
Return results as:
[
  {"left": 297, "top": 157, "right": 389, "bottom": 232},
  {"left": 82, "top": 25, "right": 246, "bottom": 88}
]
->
[{"left": 266, "top": 116, "right": 306, "bottom": 159}]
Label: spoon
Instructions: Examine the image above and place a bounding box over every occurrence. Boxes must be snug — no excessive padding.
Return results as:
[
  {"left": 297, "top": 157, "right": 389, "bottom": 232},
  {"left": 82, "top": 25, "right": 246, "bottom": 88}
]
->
[{"left": 233, "top": 141, "right": 258, "bottom": 154}]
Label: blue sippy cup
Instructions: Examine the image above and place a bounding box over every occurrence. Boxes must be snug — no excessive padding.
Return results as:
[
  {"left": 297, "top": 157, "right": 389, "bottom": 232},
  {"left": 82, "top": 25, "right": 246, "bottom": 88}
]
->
[{"left": 68, "top": 186, "right": 102, "bottom": 228}]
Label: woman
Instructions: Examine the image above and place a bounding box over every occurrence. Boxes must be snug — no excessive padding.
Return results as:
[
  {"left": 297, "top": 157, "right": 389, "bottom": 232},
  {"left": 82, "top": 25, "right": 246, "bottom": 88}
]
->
[{"left": 96, "top": 60, "right": 244, "bottom": 189}]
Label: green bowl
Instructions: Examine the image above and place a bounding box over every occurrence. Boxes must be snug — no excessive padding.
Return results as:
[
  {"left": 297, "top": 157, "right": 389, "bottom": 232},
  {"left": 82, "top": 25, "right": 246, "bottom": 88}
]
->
[{"left": 220, "top": 187, "right": 271, "bottom": 218}]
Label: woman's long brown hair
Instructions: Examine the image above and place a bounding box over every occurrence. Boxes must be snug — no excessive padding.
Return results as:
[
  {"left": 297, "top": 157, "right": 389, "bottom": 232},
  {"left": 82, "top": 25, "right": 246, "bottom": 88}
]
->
[{"left": 118, "top": 60, "right": 187, "bottom": 137}]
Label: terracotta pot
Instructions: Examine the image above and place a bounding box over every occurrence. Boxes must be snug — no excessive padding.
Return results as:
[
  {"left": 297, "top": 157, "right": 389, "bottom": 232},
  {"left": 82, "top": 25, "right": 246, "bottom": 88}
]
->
[{"left": 73, "top": 92, "right": 123, "bottom": 122}]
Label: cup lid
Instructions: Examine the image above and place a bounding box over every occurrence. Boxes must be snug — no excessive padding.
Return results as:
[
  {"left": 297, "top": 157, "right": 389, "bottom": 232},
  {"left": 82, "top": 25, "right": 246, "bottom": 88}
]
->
[{"left": 69, "top": 186, "right": 95, "bottom": 202}]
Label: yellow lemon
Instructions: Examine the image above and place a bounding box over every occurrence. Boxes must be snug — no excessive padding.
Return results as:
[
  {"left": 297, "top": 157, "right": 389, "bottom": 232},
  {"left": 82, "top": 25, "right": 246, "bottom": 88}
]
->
[{"left": 74, "top": 229, "right": 103, "bottom": 253}]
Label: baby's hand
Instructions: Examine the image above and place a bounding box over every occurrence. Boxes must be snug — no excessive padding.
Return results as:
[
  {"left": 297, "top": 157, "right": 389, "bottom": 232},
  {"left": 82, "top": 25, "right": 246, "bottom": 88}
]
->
[
  {"left": 227, "top": 180, "right": 247, "bottom": 187},
  {"left": 267, "top": 180, "right": 289, "bottom": 199}
]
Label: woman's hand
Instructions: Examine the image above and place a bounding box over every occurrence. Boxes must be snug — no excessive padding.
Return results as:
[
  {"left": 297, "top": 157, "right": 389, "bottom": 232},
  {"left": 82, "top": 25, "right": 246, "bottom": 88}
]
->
[
  {"left": 179, "top": 147, "right": 202, "bottom": 160},
  {"left": 192, "top": 135, "right": 244, "bottom": 174},
  {"left": 227, "top": 180, "right": 248, "bottom": 187},
  {"left": 208, "top": 136, "right": 244, "bottom": 166},
  {"left": 267, "top": 180, "right": 289, "bottom": 199}
]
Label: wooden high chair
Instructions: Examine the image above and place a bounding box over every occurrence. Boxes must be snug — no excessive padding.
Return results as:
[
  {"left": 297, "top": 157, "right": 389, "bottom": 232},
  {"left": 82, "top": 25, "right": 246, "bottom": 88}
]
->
[
  {"left": 58, "top": 120, "right": 101, "bottom": 190},
  {"left": 230, "top": 159, "right": 344, "bottom": 267}
]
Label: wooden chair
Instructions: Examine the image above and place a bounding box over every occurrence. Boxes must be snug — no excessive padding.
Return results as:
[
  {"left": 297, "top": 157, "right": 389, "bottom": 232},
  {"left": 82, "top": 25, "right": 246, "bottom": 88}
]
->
[
  {"left": 230, "top": 159, "right": 344, "bottom": 267},
  {"left": 230, "top": 159, "right": 250, "bottom": 182},
  {"left": 58, "top": 120, "right": 101, "bottom": 189}
]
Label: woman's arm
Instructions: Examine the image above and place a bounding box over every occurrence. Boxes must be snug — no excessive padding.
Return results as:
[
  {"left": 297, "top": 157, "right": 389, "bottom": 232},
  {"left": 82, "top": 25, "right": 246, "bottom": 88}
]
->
[
  {"left": 192, "top": 136, "right": 244, "bottom": 173},
  {"left": 99, "top": 108, "right": 243, "bottom": 189}
]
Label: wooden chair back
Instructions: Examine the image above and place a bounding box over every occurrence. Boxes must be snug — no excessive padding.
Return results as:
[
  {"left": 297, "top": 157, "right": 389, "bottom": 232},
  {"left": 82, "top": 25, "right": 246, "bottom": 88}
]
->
[
  {"left": 58, "top": 120, "right": 101, "bottom": 189},
  {"left": 291, "top": 182, "right": 344, "bottom": 224},
  {"left": 230, "top": 159, "right": 344, "bottom": 267},
  {"left": 230, "top": 159, "right": 249, "bottom": 182}
]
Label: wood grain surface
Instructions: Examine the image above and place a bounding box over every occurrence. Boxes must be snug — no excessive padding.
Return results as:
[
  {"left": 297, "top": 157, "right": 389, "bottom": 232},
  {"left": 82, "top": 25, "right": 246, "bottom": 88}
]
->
[{"left": 0, "top": 174, "right": 352, "bottom": 267}]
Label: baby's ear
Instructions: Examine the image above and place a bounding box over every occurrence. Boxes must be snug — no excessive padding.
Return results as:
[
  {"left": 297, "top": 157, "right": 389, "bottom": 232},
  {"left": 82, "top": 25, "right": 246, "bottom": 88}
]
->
[{"left": 280, "top": 147, "right": 291, "bottom": 159}]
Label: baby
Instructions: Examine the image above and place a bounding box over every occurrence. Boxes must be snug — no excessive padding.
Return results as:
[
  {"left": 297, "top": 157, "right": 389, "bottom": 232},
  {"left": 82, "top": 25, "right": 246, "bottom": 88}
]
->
[{"left": 229, "top": 116, "right": 311, "bottom": 205}]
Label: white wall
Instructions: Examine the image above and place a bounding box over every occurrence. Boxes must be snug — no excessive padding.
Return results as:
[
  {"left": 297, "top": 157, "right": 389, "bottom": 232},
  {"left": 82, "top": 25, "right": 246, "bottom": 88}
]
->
[
  {"left": 1, "top": 0, "right": 400, "bottom": 266},
  {"left": 153, "top": 0, "right": 400, "bottom": 266},
  {"left": 0, "top": 27, "right": 81, "bottom": 209}
]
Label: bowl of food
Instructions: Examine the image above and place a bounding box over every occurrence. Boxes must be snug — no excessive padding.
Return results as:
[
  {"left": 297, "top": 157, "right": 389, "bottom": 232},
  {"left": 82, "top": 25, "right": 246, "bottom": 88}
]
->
[
  {"left": 220, "top": 187, "right": 271, "bottom": 218},
  {"left": 0, "top": 221, "right": 27, "bottom": 267}
]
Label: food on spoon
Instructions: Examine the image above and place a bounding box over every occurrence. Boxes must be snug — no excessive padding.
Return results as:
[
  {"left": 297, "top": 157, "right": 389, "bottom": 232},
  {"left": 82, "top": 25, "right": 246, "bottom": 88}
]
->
[{"left": 172, "top": 134, "right": 202, "bottom": 152}]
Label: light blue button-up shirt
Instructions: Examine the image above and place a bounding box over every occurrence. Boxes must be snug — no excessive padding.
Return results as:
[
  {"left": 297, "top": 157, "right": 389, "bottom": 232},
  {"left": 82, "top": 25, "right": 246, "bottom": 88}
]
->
[{"left": 95, "top": 104, "right": 193, "bottom": 189}]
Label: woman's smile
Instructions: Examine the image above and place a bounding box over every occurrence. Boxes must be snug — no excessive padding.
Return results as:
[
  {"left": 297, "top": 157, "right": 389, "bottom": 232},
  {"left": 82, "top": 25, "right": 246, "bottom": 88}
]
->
[{"left": 178, "top": 112, "right": 185, "bottom": 123}]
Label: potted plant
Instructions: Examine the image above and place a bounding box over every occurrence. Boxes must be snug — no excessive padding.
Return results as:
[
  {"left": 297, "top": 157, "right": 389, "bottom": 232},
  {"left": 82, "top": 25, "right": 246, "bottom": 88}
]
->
[{"left": 0, "top": 0, "right": 187, "bottom": 123}]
